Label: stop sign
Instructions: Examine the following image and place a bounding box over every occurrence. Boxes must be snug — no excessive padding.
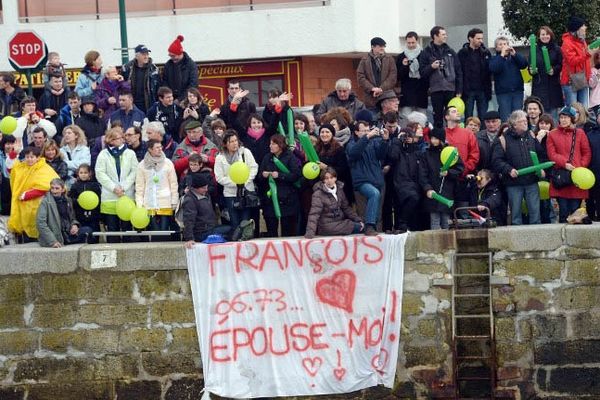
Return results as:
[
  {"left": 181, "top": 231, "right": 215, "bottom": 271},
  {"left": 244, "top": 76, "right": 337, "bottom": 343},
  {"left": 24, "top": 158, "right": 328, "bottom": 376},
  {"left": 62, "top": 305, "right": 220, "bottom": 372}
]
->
[{"left": 8, "top": 31, "right": 47, "bottom": 70}]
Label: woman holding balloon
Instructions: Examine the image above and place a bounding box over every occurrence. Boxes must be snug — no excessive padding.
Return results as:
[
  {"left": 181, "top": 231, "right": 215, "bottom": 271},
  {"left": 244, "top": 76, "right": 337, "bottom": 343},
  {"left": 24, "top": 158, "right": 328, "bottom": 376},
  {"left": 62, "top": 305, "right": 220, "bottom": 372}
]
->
[
  {"left": 214, "top": 130, "right": 258, "bottom": 232},
  {"left": 259, "top": 134, "right": 301, "bottom": 237},
  {"left": 94, "top": 126, "right": 138, "bottom": 241},
  {"left": 529, "top": 26, "right": 563, "bottom": 118},
  {"left": 547, "top": 106, "right": 592, "bottom": 222}
]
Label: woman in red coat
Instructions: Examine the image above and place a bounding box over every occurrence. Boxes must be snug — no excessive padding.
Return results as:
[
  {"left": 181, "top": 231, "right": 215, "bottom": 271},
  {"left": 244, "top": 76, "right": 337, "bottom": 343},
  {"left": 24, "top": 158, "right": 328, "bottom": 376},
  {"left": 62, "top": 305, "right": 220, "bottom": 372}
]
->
[
  {"left": 547, "top": 106, "right": 591, "bottom": 222},
  {"left": 560, "top": 16, "right": 592, "bottom": 108}
]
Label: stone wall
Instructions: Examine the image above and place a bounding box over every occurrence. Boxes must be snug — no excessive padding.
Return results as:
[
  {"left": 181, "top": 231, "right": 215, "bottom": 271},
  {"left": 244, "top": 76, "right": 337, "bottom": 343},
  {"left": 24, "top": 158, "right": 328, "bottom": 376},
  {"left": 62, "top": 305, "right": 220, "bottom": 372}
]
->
[
  {"left": 1, "top": 226, "right": 598, "bottom": 399},
  {"left": 0, "top": 233, "right": 456, "bottom": 400},
  {"left": 490, "top": 225, "right": 600, "bottom": 399}
]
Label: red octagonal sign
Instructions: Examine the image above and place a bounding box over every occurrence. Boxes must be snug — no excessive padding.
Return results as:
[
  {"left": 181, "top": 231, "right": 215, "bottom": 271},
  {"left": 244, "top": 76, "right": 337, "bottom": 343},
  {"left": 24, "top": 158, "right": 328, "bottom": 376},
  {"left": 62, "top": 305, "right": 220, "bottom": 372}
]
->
[{"left": 8, "top": 30, "right": 47, "bottom": 70}]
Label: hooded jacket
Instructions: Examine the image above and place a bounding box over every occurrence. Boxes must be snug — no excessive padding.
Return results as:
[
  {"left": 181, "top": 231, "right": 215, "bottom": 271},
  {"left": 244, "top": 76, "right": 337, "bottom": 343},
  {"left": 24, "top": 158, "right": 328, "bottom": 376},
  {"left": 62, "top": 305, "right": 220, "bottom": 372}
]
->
[
  {"left": 74, "top": 65, "right": 103, "bottom": 98},
  {"left": 305, "top": 181, "right": 361, "bottom": 237},
  {"left": 560, "top": 32, "right": 591, "bottom": 86}
]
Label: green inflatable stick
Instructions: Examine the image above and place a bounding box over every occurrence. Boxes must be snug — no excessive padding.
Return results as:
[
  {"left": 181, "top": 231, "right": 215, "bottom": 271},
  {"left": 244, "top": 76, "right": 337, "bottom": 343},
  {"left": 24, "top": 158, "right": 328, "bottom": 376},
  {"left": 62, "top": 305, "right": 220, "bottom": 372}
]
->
[
  {"left": 590, "top": 38, "right": 600, "bottom": 50},
  {"left": 516, "top": 161, "right": 554, "bottom": 176},
  {"left": 273, "top": 156, "right": 300, "bottom": 188},
  {"left": 277, "top": 121, "right": 285, "bottom": 136},
  {"left": 286, "top": 108, "right": 295, "bottom": 148},
  {"left": 298, "top": 132, "right": 320, "bottom": 163},
  {"left": 541, "top": 46, "right": 551, "bottom": 74},
  {"left": 530, "top": 151, "right": 542, "bottom": 178},
  {"left": 431, "top": 192, "right": 454, "bottom": 208},
  {"left": 268, "top": 175, "right": 281, "bottom": 219},
  {"left": 529, "top": 34, "right": 538, "bottom": 75}
]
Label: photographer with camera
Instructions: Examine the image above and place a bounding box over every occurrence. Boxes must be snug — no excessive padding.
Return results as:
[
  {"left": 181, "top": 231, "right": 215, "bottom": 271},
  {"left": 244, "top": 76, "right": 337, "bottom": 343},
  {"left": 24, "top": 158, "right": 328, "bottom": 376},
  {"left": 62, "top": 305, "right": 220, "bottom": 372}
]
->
[
  {"left": 419, "top": 26, "right": 463, "bottom": 128},
  {"left": 489, "top": 36, "right": 528, "bottom": 122}
]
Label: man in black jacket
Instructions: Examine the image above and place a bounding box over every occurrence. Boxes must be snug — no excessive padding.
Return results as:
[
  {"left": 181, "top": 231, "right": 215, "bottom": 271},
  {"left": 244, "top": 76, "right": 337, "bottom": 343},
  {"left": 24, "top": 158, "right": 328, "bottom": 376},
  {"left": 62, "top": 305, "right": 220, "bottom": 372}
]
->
[
  {"left": 476, "top": 111, "right": 501, "bottom": 171},
  {"left": 121, "top": 44, "right": 161, "bottom": 113},
  {"left": 0, "top": 72, "right": 26, "bottom": 117},
  {"left": 219, "top": 80, "right": 256, "bottom": 130},
  {"left": 182, "top": 173, "right": 232, "bottom": 248},
  {"left": 162, "top": 35, "right": 199, "bottom": 102},
  {"left": 419, "top": 26, "right": 463, "bottom": 128},
  {"left": 147, "top": 86, "right": 183, "bottom": 142},
  {"left": 315, "top": 78, "right": 366, "bottom": 122},
  {"left": 457, "top": 28, "right": 492, "bottom": 119}
]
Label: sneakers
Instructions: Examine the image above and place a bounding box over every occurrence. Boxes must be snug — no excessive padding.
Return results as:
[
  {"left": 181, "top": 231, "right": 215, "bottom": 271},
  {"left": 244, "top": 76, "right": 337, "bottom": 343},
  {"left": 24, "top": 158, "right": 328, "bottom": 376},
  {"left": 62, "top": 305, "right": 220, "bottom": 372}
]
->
[
  {"left": 232, "top": 219, "right": 255, "bottom": 241},
  {"left": 364, "top": 224, "right": 378, "bottom": 236}
]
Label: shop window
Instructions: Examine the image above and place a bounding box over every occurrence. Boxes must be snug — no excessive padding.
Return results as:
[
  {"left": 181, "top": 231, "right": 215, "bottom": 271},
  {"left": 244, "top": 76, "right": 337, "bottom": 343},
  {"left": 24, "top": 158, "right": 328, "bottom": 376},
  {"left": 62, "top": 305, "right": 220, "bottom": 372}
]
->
[{"left": 239, "top": 77, "right": 284, "bottom": 106}]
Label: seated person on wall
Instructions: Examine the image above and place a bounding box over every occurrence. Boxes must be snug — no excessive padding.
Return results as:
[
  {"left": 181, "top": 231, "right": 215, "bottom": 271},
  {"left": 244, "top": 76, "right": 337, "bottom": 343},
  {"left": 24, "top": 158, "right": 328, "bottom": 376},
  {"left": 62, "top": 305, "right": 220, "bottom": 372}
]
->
[
  {"left": 182, "top": 173, "right": 232, "bottom": 248},
  {"left": 304, "top": 167, "right": 364, "bottom": 239},
  {"left": 36, "top": 178, "right": 93, "bottom": 248}
]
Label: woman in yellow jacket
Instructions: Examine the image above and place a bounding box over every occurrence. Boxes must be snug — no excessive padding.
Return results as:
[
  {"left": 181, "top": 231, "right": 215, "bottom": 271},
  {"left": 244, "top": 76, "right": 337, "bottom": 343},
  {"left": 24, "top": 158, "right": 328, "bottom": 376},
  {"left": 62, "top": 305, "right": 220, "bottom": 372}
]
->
[
  {"left": 135, "top": 139, "right": 179, "bottom": 233},
  {"left": 9, "top": 146, "right": 59, "bottom": 241}
]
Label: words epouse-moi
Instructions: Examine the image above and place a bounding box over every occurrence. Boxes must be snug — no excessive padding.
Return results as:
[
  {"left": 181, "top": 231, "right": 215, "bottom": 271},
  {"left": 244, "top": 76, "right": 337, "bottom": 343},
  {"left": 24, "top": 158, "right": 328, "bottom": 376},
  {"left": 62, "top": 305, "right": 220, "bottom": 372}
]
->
[{"left": 187, "top": 235, "right": 406, "bottom": 398}]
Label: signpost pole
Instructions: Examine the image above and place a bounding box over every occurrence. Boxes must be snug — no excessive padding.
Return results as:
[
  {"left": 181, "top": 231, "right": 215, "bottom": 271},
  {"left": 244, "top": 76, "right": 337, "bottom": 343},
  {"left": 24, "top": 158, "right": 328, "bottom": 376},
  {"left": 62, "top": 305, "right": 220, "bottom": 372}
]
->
[{"left": 26, "top": 70, "right": 33, "bottom": 96}]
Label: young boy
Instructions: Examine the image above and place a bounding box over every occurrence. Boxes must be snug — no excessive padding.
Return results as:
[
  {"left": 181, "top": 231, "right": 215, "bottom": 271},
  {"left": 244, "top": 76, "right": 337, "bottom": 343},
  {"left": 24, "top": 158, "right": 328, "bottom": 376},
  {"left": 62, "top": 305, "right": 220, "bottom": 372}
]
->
[
  {"left": 36, "top": 178, "right": 93, "bottom": 247},
  {"left": 42, "top": 52, "right": 67, "bottom": 86}
]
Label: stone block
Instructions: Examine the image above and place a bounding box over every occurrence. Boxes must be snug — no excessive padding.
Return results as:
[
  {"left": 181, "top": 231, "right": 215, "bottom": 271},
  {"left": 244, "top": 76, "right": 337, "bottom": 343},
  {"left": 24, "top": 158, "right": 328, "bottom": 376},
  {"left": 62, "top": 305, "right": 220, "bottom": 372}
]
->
[
  {"left": 137, "top": 270, "right": 191, "bottom": 298},
  {"left": 495, "top": 317, "right": 516, "bottom": 341},
  {"left": 80, "top": 243, "right": 187, "bottom": 271},
  {"left": 391, "top": 381, "right": 417, "bottom": 399},
  {"left": 41, "top": 329, "right": 120, "bottom": 353},
  {"left": 404, "top": 345, "right": 448, "bottom": 367},
  {"left": 151, "top": 300, "right": 195, "bottom": 324},
  {"left": 489, "top": 225, "right": 563, "bottom": 252},
  {"left": 547, "top": 367, "right": 600, "bottom": 394},
  {"left": 404, "top": 233, "right": 417, "bottom": 260},
  {"left": 497, "top": 366, "right": 522, "bottom": 381},
  {"left": 26, "top": 381, "right": 112, "bottom": 400},
  {"left": 566, "top": 259, "right": 600, "bottom": 284},
  {"left": 402, "top": 271, "right": 430, "bottom": 292},
  {"left": 78, "top": 304, "right": 148, "bottom": 326},
  {"left": 415, "top": 262, "right": 449, "bottom": 275},
  {"left": 0, "top": 244, "right": 81, "bottom": 275},
  {"left": 417, "top": 318, "right": 438, "bottom": 338},
  {"left": 565, "top": 225, "right": 600, "bottom": 249},
  {"left": 571, "top": 311, "right": 600, "bottom": 338},
  {"left": 165, "top": 377, "right": 204, "bottom": 400},
  {"left": 535, "top": 340, "right": 600, "bottom": 365},
  {"left": 119, "top": 328, "right": 167, "bottom": 352},
  {"left": 141, "top": 352, "right": 200, "bottom": 376},
  {"left": 170, "top": 327, "right": 200, "bottom": 352},
  {"left": 496, "top": 342, "right": 530, "bottom": 364},
  {"left": 30, "top": 303, "right": 77, "bottom": 328},
  {"left": 416, "top": 230, "right": 455, "bottom": 253},
  {"left": 0, "top": 276, "right": 28, "bottom": 303},
  {"left": 501, "top": 259, "right": 562, "bottom": 281},
  {"left": 531, "top": 314, "right": 567, "bottom": 340},
  {"left": 38, "top": 274, "right": 87, "bottom": 301},
  {"left": 0, "top": 304, "right": 25, "bottom": 328},
  {"left": 513, "top": 282, "right": 550, "bottom": 312},
  {"left": 86, "top": 272, "right": 134, "bottom": 299},
  {"left": 556, "top": 286, "right": 600, "bottom": 310},
  {"left": 0, "top": 387, "right": 25, "bottom": 400},
  {"left": 115, "top": 380, "right": 161, "bottom": 399},
  {"left": 0, "top": 331, "right": 38, "bottom": 354},
  {"left": 401, "top": 293, "right": 423, "bottom": 316}
]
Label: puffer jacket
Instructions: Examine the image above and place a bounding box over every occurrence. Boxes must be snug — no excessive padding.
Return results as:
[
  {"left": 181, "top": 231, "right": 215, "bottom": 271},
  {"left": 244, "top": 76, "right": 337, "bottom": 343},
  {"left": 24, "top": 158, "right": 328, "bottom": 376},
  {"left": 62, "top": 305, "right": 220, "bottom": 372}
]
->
[
  {"left": 135, "top": 157, "right": 179, "bottom": 210},
  {"left": 560, "top": 32, "right": 591, "bottom": 86},
  {"left": 94, "top": 147, "right": 139, "bottom": 213},
  {"left": 181, "top": 191, "right": 216, "bottom": 241},
  {"left": 60, "top": 144, "right": 91, "bottom": 185},
  {"left": 74, "top": 66, "right": 103, "bottom": 98},
  {"left": 489, "top": 52, "right": 528, "bottom": 94},
  {"left": 491, "top": 128, "right": 545, "bottom": 186},
  {"left": 547, "top": 126, "right": 591, "bottom": 199},
  {"left": 419, "top": 42, "right": 463, "bottom": 94},
  {"left": 214, "top": 147, "right": 258, "bottom": 198},
  {"left": 305, "top": 181, "right": 361, "bottom": 237}
]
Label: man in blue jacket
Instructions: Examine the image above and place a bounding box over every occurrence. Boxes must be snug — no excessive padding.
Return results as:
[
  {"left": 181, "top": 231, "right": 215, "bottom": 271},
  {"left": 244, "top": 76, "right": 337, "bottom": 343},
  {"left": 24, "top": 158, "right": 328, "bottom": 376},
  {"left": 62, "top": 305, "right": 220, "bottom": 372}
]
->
[
  {"left": 489, "top": 37, "right": 528, "bottom": 122},
  {"left": 346, "top": 110, "right": 389, "bottom": 235},
  {"left": 108, "top": 90, "right": 146, "bottom": 131}
]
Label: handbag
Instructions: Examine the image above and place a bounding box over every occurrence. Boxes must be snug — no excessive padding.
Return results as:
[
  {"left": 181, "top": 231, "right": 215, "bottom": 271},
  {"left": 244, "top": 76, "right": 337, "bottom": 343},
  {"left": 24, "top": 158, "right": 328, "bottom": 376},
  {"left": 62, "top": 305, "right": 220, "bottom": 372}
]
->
[
  {"left": 550, "top": 131, "right": 576, "bottom": 189},
  {"left": 568, "top": 63, "right": 588, "bottom": 92},
  {"left": 232, "top": 152, "right": 260, "bottom": 209}
]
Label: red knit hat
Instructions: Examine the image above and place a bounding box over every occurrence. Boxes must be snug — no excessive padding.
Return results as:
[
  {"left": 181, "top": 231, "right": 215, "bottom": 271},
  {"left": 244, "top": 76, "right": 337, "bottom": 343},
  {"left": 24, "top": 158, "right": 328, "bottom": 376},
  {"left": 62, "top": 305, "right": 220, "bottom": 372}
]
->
[{"left": 168, "top": 35, "right": 184, "bottom": 56}]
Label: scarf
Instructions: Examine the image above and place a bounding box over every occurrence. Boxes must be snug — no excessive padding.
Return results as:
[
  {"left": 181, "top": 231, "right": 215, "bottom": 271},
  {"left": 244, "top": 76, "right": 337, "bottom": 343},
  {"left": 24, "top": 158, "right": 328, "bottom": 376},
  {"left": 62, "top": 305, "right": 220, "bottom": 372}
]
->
[
  {"left": 247, "top": 127, "right": 266, "bottom": 140},
  {"left": 325, "top": 183, "right": 338, "bottom": 201},
  {"left": 224, "top": 149, "right": 241, "bottom": 165},
  {"left": 404, "top": 46, "right": 422, "bottom": 79},
  {"left": 334, "top": 127, "right": 351, "bottom": 147},
  {"left": 369, "top": 50, "right": 383, "bottom": 71},
  {"left": 53, "top": 195, "right": 71, "bottom": 233},
  {"left": 143, "top": 151, "right": 166, "bottom": 172},
  {"left": 107, "top": 144, "right": 127, "bottom": 179}
]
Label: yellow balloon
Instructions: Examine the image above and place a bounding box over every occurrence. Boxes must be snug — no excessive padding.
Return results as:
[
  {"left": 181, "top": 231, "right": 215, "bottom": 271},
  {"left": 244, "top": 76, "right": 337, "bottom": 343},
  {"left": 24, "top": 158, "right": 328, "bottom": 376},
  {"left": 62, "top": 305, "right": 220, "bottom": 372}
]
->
[
  {"left": 440, "top": 146, "right": 458, "bottom": 167},
  {"left": 229, "top": 161, "right": 250, "bottom": 185},
  {"left": 0, "top": 116, "right": 17, "bottom": 135},
  {"left": 447, "top": 97, "right": 465, "bottom": 115},
  {"left": 78, "top": 191, "right": 99, "bottom": 210},
  {"left": 538, "top": 181, "right": 550, "bottom": 200},
  {"left": 116, "top": 196, "right": 136, "bottom": 221},
  {"left": 130, "top": 207, "right": 150, "bottom": 230},
  {"left": 302, "top": 162, "right": 320, "bottom": 180},
  {"left": 571, "top": 167, "right": 595, "bottom": 190}
]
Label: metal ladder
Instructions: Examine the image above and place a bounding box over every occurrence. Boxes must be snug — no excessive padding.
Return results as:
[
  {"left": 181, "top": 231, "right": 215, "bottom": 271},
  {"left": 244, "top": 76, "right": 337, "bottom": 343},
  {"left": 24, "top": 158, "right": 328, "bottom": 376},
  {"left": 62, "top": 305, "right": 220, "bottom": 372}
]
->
[{"left": 452, "top": 251, "right": 496, "bottom": 399}]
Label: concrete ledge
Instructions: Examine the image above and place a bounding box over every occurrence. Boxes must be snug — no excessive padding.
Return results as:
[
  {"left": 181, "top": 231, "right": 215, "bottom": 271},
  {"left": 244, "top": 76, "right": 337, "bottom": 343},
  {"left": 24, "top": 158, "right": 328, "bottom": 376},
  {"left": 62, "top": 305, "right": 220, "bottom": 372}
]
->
[
  {"left": 0, "top": 243, "right": 82, "bottom": 275},
  {"left": 488, "top": 225, "right": 564, "bottom": 252},
  {"left": 564, "top": 224, "right": 600, "bottom": 249},
  {"left": 79, "top": 243, "right": 187, "bottom": 272}
]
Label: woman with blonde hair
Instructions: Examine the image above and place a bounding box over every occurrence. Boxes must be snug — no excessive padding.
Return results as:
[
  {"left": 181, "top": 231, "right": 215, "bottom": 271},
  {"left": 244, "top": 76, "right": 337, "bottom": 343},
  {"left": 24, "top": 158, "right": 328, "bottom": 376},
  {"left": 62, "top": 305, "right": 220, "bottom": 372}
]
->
[
  {"left": 60, "top": 124, "right": 91, "bottom": 186},
  {"left": 43, "top": 140, "right": 68, "bottom": 182}
]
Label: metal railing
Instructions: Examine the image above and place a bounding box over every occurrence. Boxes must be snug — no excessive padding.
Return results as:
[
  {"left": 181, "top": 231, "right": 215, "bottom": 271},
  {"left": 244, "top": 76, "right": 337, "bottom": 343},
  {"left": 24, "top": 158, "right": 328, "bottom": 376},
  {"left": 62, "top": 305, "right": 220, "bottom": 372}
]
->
[{"left": 18, "top": 0, "right": 330, "bottom": 22}]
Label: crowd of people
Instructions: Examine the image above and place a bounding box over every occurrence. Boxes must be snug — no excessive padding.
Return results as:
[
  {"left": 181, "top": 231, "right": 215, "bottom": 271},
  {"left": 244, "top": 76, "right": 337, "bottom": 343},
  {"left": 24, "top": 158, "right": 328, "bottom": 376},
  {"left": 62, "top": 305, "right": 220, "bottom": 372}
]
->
[{"left": 1, "top": 19, "right": 600, "bottom": 247}]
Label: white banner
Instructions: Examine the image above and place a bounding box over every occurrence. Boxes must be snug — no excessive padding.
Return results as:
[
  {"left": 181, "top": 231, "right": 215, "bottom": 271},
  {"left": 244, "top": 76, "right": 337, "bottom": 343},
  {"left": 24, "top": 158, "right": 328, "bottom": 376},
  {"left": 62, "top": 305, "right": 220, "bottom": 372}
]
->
[{"left": 186, "top": 234, "right": 407, "bottom": 399}]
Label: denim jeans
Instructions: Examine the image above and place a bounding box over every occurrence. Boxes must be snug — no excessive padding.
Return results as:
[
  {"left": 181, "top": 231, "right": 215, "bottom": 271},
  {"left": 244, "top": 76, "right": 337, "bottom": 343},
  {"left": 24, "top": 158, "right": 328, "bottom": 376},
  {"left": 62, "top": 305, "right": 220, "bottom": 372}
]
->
[
  {"left": 430, "top": 212, "right": 450, "bottom": 230},
  {"left": 65, "top": 226, "right": 94, "bottom": 244},
  {"left": 562, "top": 85, "right": 589, "bottom": 108},
  {"left": 496, "top": 92, "right": 524, "bottom": 122},
  {"left": 356, "top": 183, "right": 382, "bottom": 226},
  {"left": 224, "top": 197, "right": 251, "bottom": 230},
  {"left": 556, "top": 197, "right": 582, "bottom": 223},
  {"left": 506, "top": 183, "right": 540, "bottom": 225},
  {"left": 464, "top": 90, "right": 489, "bottom": 119}
]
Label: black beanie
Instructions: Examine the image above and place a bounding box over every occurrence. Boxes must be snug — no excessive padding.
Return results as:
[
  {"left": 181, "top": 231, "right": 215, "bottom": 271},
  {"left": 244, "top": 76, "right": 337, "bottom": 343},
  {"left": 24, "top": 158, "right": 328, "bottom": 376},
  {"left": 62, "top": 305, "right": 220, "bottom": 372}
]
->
[
  {"left": 568, "top": 16, "right": 585, "bottom": 32},
  {"left": 429, "top": 128, "right": 446, "bottom": 143},
  {"left": 319, "top": 123, "right": 336, "bottom": 136},
  {"left": 190, "top": 173, "right": 210, "bottom": 188}
]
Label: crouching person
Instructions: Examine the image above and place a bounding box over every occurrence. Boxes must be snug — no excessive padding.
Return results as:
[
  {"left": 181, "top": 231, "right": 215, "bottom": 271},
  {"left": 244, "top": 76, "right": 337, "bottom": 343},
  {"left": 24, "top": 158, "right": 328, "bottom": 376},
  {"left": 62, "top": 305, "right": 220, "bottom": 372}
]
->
[
  {"left": 305, "top": 167, "right": 364, "bottom": 239},
  {"left": 182, "top": 173, "right": 233, "bottom": 249},
  {"left": 36, "top": 178, "right": 93, "bottom": 247}
]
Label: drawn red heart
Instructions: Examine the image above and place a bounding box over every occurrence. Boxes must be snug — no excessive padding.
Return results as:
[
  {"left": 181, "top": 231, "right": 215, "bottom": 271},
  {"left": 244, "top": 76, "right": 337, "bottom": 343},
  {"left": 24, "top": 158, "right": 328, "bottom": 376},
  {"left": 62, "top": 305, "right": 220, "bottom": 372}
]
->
[
  {"left": 371, "top": 348, "right": 389, "bottom": 375},
  {"left": 302, "top": 357, "right": 322, "bottom": 377},
  {"left": 315, "top": 269, "right": 356, "bottom": 313},
  {"left": 333, "top": 367, "right": 346, "bottom": 381}
]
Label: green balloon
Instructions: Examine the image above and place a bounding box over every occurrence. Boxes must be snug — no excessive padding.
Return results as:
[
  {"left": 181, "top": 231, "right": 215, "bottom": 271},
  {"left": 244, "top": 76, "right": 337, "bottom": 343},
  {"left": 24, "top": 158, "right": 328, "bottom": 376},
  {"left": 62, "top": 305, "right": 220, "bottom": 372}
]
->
[
  {"left": 0, "top": 116, "right": 17, "bottom": 135},
  {"left": 116, "top": 196, "right": 135, "bottom": 221},
  {"left": 130, "top": 207, "right": 150, "bottom": 230},
  {"left": 78, "top": 190, "right": 99, "bottom": 210}
]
